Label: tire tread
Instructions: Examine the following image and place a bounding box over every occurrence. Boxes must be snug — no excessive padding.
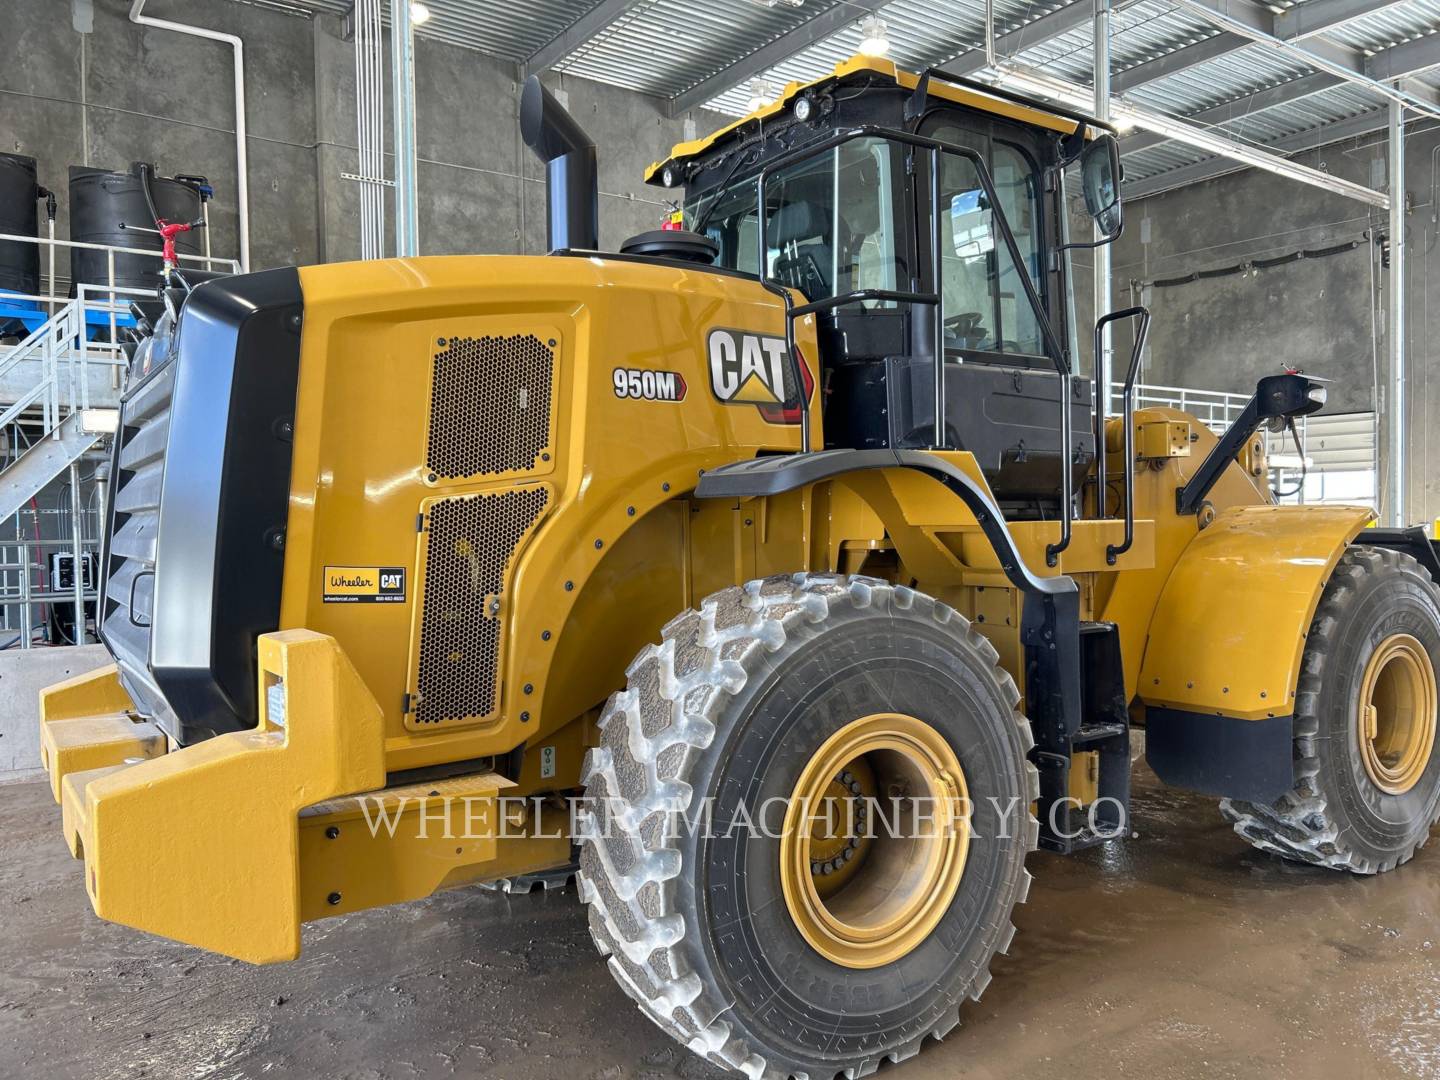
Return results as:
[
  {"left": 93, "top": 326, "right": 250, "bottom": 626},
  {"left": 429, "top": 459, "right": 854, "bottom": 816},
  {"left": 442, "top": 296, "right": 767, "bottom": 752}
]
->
[{"left": 577, "top": 573, "right": 1038, "bottom": 1079}]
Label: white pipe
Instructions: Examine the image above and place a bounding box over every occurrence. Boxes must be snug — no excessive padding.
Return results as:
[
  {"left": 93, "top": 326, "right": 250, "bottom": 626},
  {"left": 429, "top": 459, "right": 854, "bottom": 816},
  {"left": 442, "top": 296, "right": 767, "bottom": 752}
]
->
[
  {"left": 1388, "top": 95, "right": 1406, "bottom": 526},
  {"left": 129, "top": 0, "right": 250, "bottom": 271}
]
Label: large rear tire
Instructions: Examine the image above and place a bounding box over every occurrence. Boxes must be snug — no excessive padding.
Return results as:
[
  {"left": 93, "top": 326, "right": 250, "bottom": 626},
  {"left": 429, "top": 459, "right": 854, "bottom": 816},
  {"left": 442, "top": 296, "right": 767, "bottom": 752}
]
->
[
  {"left": 577, "top": 574, "right": 1038, "bottom": 1079},
  {"left": 1221, "top": 547, "right": 1440, "bottom": 873}
]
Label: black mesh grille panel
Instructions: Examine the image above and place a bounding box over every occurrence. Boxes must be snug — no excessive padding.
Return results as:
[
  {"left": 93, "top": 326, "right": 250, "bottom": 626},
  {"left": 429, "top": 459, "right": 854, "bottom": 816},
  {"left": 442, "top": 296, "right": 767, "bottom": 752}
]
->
[
  {"left": 414, "top": 487, "right": 549, "bottom": 726},
  {"left": 427, "top": 333, "right": 554, "bottom": 478}
]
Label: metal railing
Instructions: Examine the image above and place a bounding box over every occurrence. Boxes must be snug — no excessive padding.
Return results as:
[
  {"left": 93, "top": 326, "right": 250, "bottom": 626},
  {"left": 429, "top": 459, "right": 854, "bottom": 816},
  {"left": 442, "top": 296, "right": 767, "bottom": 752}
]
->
[
  {"left": 0, "top": 232, "right": 238, "bottom": 648},
  {"left": 0, "top": 231, "right": 239, "bottom": 425},
  {"left": 1115, "top": 381, "right": 1251, "bottom": 431}
]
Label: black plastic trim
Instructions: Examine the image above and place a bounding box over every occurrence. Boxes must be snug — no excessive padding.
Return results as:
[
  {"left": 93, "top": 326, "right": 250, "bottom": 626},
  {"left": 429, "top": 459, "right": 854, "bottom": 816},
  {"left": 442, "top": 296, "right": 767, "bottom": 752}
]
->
[
  {"left": 694, "top": 449, "right": 1071, "bottom": 597},
  {"left": 148, "top": 268, "right": 302, "bottom": 743}
]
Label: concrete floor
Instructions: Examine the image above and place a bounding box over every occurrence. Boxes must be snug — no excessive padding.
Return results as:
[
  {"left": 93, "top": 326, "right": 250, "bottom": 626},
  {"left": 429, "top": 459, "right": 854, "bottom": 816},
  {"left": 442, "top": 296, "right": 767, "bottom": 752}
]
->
[{"left": 3, "top": 763, "right": 1439, "bottom": 1080}]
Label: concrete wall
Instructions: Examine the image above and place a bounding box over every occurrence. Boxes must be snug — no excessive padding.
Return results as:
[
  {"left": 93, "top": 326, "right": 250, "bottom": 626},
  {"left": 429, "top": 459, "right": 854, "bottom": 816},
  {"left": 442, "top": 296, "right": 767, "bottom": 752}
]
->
[
  {"left": 1112, "top": 122, "right": 1440, "bottom": 523},
  {"left": 0, "top": 644, "right": 110, "bottom": 782},
  {"left": 3, "top": 0, "right": 724, "bottom": 271}
]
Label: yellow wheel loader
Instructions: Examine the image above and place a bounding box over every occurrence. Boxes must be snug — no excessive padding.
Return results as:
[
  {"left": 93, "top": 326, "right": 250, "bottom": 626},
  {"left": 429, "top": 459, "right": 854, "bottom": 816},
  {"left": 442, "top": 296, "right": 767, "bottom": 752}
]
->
[{"left": 37, "top": 55, "right": 1440, "bottom": 1080}]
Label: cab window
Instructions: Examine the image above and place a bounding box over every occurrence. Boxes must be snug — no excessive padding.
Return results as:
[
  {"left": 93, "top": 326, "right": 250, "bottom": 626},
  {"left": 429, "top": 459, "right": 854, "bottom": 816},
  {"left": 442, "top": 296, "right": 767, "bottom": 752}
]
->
[
  {"left": 687, "top": 137, "right": 904, "bottom": 307},
  {"left": 925, "top": 118, "right": 1047, "bottom": 360}
]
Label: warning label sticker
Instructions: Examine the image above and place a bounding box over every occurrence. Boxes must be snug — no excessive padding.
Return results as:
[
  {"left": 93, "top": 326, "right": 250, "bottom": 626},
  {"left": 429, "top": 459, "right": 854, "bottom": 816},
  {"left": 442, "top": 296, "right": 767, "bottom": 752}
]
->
[{"left": 323, "top": 565, "right": 406, "bottom": 603}]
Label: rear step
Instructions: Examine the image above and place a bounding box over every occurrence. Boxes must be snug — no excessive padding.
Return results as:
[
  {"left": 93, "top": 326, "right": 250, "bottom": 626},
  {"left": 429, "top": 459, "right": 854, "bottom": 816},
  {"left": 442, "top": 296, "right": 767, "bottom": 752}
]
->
[{"left": 1032, "top": 620, "right": 1132, "bottom": 853}]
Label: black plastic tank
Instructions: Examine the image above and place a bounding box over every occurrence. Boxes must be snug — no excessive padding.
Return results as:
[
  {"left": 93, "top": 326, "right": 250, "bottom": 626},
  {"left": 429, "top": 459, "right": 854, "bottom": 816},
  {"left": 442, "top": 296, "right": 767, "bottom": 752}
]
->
[
  {"left": 69, "top": 162, "right": 203, "bottom": 293},
  {"left": 0, "top": 152, "right": 40, "bottom": 297}
]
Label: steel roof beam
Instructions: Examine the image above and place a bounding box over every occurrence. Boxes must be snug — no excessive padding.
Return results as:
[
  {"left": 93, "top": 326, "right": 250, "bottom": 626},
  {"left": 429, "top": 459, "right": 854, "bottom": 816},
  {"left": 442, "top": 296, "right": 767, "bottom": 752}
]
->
[
  {"left": 1172, "top": 0, "right": 1436, "bottom": 117},
  {"left": 523, "top": 0, "right": 646, "bottom": 79},
  {"left": 1110, "top": 32, "right": 1253, "bottom": 93},
  {"left": 1273, "top": 0, "right": 1412, "bottom": 41},
  {"left": 1367, "top": 31, "right": 1440, "bottom": 82},
  {"left": 1109, "top": 0, "right": 1364, "bottom": 94},
  {"left": 664, "top": 0, "right": 889, "bottom": 117}
]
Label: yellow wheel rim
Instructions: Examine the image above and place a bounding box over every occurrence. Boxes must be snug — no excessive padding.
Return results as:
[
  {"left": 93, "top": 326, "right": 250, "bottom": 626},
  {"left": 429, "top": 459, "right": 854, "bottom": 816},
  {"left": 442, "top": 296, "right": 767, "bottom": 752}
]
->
[
  {"left": 779, "top": 713, "right": 970, "bottom": 969},
  {"left": 1357, "top": 633, "right": 1438, "bottom": 796}
]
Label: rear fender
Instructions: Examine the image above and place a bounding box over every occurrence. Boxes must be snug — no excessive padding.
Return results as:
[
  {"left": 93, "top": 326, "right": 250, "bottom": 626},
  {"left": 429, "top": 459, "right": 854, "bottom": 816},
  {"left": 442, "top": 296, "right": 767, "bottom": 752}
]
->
[{"left": 1139, "top": 505, "right": 1372, "bottom": 721}]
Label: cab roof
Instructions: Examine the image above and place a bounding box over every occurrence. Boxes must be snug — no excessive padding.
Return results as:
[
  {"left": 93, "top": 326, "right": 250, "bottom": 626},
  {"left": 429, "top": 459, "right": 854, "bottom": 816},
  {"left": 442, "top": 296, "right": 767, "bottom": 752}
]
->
[{"left": 645, "top": 55, "right": 1094, "bottom": 185}]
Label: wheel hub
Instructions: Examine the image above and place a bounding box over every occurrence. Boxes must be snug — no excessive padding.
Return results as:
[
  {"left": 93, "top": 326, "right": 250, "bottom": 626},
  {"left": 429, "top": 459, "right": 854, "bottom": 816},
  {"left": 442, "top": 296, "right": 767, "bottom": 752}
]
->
[
  {"left": 780, "top": 713, "right": 970, "bottom": 969},
  {"left": 1357, "top": 633, "right": 1437, "bottom": 796}
]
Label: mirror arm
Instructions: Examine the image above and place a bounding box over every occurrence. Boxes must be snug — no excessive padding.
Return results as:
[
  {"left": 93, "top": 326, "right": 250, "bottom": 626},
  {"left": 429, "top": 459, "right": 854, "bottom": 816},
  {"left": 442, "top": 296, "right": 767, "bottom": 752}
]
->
[{"left": 1055, "top": 215, "right": 1123, "bottom": 253}]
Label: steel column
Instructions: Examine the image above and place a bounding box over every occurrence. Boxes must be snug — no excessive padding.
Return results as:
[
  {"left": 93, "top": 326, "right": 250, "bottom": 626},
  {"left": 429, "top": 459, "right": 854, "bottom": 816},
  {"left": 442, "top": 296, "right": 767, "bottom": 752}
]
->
[
  {"left": 1387, "top": 96, "right": 1406, "bottom": 526},
  {"left": 1093, "top": 0, "right": 1112, "bottom": 414},
  {"left": 69, "top": 462, "right": 85, "bottom": 644}
]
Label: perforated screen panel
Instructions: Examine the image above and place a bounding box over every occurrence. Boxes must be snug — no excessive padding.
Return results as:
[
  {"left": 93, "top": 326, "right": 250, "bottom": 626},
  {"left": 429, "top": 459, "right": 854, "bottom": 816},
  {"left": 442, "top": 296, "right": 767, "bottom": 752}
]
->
[
  {"left": 413, "top": 487, "right": 549, "bottom": 727},
  {"left": 427, "top": 333, "right": 554, "bottom": 479}
]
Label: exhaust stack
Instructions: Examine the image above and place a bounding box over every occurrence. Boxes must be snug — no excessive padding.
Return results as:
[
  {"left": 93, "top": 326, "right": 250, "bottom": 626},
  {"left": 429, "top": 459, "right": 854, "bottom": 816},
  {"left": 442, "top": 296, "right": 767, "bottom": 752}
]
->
[{"left": 520, "top": 76, "right": 599, "bottom": 252}]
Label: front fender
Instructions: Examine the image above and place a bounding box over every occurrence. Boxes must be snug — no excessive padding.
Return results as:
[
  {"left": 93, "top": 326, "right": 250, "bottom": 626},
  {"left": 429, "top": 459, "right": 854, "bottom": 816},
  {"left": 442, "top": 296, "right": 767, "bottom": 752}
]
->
[{"left": 1139, "top": 504, "right": 1373, "bottom": 721}]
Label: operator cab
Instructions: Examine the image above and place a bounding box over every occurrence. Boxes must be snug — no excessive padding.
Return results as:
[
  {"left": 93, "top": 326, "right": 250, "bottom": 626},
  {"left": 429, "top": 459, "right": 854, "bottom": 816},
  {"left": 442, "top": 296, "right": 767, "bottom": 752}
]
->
[{"left": 647, "top": 57, "right": 1124, "bottom": 519}]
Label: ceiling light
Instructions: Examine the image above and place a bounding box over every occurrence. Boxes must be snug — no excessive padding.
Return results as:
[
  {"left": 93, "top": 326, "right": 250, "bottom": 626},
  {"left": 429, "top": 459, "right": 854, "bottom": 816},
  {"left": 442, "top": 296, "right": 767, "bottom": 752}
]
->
[
  {"left": 410, "top": 2, "right": 431, "bottom": 25},
  {"left": 858, "top": 16, "right": 889, "bottom": 57},
  {"left": 747, "top": 78, "right": 774, "bottom": 112}
]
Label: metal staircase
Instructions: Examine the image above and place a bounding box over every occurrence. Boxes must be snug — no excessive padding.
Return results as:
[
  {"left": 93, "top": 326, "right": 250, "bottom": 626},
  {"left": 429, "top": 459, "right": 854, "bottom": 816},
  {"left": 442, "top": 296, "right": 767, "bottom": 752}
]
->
[
  {"left": 0, "top": 410, "right": 117, "bottom": 525},
  {"left": 0, "top": 294, "right": 123, "bottom": 518}
]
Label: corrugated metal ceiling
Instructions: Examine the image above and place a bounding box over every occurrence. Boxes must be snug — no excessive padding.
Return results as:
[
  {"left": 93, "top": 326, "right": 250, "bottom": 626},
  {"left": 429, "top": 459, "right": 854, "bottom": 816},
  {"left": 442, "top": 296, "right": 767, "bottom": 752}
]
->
[{"left": 248, "top": 0, "right": 1440, "bottom": 191}]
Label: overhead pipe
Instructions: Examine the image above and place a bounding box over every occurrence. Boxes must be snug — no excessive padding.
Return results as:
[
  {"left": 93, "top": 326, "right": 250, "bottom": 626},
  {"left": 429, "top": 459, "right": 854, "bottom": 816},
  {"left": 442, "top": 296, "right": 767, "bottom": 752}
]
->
[{"left": 128, "top": 0, "right": 249, "bottom": 271}]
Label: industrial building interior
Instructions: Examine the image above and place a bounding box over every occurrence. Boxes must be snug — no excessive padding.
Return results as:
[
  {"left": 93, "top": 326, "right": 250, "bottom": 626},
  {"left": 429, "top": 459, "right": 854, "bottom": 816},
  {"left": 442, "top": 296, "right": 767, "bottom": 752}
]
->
[{"left": 2, "top": 0, "right": 1440, "bottom": 1077}]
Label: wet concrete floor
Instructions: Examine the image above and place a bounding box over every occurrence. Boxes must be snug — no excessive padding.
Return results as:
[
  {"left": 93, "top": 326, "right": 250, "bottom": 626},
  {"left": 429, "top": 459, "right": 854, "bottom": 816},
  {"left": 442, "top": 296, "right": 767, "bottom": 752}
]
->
[{"left": 2, "top": 761, "right": 1438, "bottom": 1080}]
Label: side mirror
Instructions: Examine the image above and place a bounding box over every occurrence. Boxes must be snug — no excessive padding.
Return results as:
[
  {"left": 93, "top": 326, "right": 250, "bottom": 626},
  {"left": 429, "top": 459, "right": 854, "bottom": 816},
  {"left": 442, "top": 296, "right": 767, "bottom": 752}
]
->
[{"left": 1081, "top": 134, "right": 1122, "bottom": 238}]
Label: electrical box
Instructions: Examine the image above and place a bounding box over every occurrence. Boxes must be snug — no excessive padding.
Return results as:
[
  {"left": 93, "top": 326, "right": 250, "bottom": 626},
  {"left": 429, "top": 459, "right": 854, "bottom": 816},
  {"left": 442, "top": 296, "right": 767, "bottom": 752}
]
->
[
  {"left": 1137, "top": 420, "right": 1191, "bottom": 460},
  {"left": 49, "top": 551, "right": 97, "bottom": 592}
]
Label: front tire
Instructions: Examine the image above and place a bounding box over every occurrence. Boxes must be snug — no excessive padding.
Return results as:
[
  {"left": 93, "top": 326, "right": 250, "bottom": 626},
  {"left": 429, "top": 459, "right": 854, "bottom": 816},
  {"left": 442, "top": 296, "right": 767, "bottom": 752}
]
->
[
  {"left": 1221, "top": 547, "right": 1440, "bottom": 873},
  {"left": 577, "top": 574, "right": 1038, "bottom": 1079}
]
